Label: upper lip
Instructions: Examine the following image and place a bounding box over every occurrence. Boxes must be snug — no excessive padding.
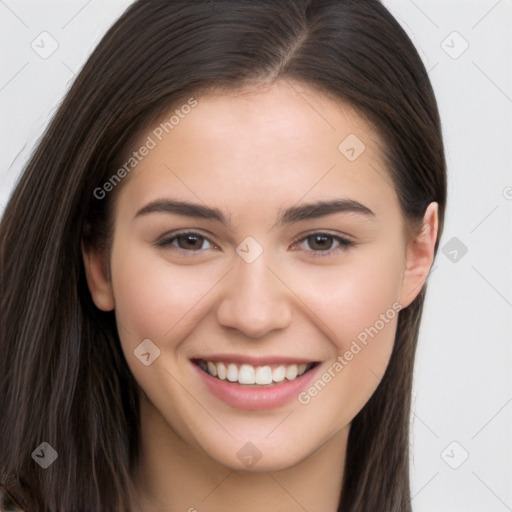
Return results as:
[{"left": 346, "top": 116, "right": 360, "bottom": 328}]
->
[{"left": 191, "top": 354, "right": 318, "bottom": 365}]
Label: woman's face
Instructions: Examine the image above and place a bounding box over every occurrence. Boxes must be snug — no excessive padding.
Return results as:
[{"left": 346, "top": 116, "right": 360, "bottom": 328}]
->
[{"left": 85, "top": 79, "right": 436, "bottom": 472}]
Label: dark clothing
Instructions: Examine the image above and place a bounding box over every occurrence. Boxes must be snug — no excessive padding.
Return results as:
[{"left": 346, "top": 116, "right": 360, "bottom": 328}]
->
[
  {"left": 0, "top": 473, "right": 34, "bottom": 512},
  {"left": 0, "top": 483, "right": 25, "bottom": 511}
]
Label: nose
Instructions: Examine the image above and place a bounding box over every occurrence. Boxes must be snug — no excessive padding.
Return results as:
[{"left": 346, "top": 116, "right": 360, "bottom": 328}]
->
[{"left": 215, "top": 248, "right": 293, "bottom": 339}]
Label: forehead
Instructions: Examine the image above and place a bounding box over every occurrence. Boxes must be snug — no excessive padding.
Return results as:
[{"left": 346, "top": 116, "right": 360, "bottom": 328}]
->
[
  {"left": 116, "top": 79, "right": 400, "bottom": 225},
  {"left": 163, "top": 80, "right": 380, "bottom": 164}
]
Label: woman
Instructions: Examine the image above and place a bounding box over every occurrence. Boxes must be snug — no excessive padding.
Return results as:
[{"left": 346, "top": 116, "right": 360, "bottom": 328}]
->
[{"left": 0, "top": 0, "right": 446, "bottom": 510}]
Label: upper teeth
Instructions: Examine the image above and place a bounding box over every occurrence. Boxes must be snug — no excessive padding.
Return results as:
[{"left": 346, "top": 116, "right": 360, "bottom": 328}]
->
[{"left": 199, "top": 360, "right": 312, "bottom": 385}]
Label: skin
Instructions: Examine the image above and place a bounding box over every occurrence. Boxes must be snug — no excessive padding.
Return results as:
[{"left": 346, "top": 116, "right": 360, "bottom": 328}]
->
[{"left": 83, "top": 79, "right": 438, "bottom": 512}]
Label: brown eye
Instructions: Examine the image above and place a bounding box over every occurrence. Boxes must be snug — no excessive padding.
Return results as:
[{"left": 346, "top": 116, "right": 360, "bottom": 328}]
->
[
  {"left": 156, "top": 231, "right": 214, "bottom": 252},
  {"left": 293, "top": 232, "right": 354, "bottom": 257},
  {"left": 174, "top": 234, "right": 206, "bottom": 250},
  {"left": 307, "top": 234, "right": 335, "bottom": 251}
]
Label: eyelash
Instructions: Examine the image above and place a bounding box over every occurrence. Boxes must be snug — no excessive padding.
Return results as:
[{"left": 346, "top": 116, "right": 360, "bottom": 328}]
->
[{"left": 155, "top": 230, "right": 354, "bottom": 258}]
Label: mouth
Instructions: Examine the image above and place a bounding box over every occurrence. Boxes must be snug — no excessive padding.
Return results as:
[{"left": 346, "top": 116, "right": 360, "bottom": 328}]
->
[
  {"left": 192, "top": 358, "right": 318, "bottom": 387},
  {"left": 191, "top": 356, "right": 321, "bottom": 410}
]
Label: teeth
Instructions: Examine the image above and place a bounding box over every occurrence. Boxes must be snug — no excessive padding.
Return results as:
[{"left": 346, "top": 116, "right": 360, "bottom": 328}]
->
[
  {"left": 226, "top": 363, "right": 238, "bottom": 382},
  {"left": 207, "top": 361, "right": 217, "bottom": 377},
  {"left": 199, "top": 360, "right": 314, "bottom": 385},
  {"left": 239, "top": 364, "right": 256, "bottom": 384},
  {"left": 255, "top": 366, "right": 273, "bottom": 385},
  {"left": 217, "top": 362, "right": 227, "bottom": 380},
  {"left": 272, "top": 365, "right": 286, "bottom": 382},
  {"left": 285, "top": 365, "right": 298, "bottom": 380}
]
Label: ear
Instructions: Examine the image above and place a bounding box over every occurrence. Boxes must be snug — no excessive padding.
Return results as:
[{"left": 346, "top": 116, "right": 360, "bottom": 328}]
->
[
  {"left": 399, "top": 202, "right": 439, "bottom": 308},
  {"left": 82, "top": 242, "right": 115, "bottom": 311}
]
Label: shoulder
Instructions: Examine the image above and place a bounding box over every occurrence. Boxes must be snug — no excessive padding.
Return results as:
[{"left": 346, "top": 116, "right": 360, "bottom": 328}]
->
[{"left": 0, "top": 482, "right": 25, "bottom": 511}]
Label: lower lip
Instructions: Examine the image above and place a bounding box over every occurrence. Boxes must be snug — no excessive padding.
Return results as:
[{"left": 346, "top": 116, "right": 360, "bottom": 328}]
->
[{"left": 192, "top": 362, "right": 320, "bottom": 410}]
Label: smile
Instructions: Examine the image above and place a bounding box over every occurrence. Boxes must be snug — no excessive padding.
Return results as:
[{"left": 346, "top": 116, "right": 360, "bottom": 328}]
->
[
  {"left": 191, "top": 357, "right": 321, "bottom": 410},
  {"left": 195, "top": 359, "right": 316, "bottom": 386}
]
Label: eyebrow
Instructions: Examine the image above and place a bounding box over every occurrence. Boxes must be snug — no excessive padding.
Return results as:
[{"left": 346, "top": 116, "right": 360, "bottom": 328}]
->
[{"left": 134, "top": 197, "right": 375, "bottom": 227}]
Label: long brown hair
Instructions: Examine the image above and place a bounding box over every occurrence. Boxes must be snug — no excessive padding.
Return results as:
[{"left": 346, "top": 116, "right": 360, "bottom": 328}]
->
[{"left": 0, "top": 0, "right": 446, "bottom": 510}]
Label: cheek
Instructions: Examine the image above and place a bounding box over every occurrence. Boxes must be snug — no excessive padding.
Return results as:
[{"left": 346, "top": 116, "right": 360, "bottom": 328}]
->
[
  {"left": 292, "top": 244, "right": 404, "bottom": 350},
  {"left": 291, "top": 253, "right": 403, "bottom": 434},
  {"left": 109, "top": 241, "right": 217, "bottom": 347}
]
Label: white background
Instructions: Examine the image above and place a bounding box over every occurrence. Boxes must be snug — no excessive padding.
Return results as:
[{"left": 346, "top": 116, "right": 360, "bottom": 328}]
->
[{"left": 1, "top": 1, "right": 511, "bottom": 510}]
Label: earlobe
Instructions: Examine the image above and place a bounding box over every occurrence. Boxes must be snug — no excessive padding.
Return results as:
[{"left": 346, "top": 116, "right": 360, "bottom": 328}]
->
[
  {"left": 82, "top": 243, "right": 115, "bottom": 311},
  {"left": 399, "top": 202, "right": 439, "bottom": 308}
]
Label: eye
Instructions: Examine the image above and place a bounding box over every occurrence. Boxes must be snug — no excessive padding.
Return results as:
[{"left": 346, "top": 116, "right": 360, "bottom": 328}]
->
[
  {"left": 291, "top": 232, "right": 354, "bottom": 257},
  {"left": 155, "top": 231, "right": 215, "bottom": 253},
  {"left": 155, "top": 230, "right": 354, "bottom": 257}
]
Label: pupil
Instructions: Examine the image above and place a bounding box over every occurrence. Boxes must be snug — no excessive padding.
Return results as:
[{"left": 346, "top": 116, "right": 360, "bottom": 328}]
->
[
  {"left": 182, "top": 235, "right": 200, "bottom": 249},
  {"left": 311, "top": 235, "right": 331, "bottom": 250}
]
